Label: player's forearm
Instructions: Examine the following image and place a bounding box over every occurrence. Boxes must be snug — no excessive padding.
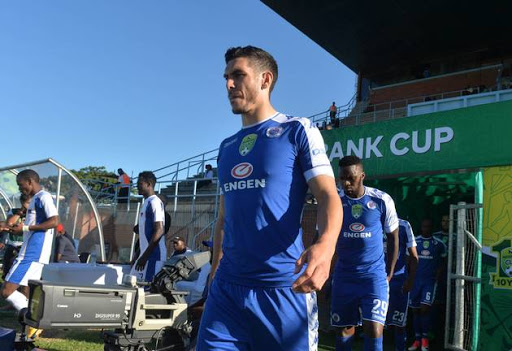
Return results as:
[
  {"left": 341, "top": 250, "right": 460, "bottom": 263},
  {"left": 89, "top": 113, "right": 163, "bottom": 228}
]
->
[
  {"left": 313, "top": 185, "right": 342, "bottom": 248},
  {"left": 406, "top": 255, "right": 418, "bottom": 285},
  {"left": 6, "top": 215, "right": 21, "bottom": 226},
  {"left": 210, "top": 219, "right": 224, "bottom": 280},
  {"left": 27, "top": 216, "right": 59, "bottom": 232},
  {"left": 141, "top": 228, "right": 164, "bottom": 258},
  {"left": 386, "top": 230, "right": 399, "bottom": 277}
]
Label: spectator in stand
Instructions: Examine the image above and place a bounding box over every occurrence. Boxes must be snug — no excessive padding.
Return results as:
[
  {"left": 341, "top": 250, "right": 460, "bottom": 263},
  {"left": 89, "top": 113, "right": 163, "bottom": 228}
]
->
[
  {"left": 329, "top": 101, "right": 337, "bottom": 125},
  {"left": 423, "top": 65, "right": 431, "bottom": 78},
  {"left": 197, "top": 164, "right": 214, "bottom": 189},
  {"left": 117, "top": 168, "right": 131, "bottom": 204},
  {"left": 171, "top": 236, "right": 192, "bottom": 256},
  {"left": 54, "top": 223, "right": 80, "bottom": 263}
]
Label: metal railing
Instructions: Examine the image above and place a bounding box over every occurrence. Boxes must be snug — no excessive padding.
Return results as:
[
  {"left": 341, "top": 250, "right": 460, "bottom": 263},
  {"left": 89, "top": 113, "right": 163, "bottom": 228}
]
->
[
  {"left": 151, "top": 149, "right": 218, "bottom": 184},
  {"left": 445, "top": 202, "right": 483, "bottom": 351}
]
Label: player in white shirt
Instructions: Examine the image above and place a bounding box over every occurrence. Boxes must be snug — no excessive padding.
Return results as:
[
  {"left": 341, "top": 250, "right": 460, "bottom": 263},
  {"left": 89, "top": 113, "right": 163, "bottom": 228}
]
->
[
  {"left": 130, "top": 171, "right": 166, "bottom": 282},
  {"left": 0, "top": 169, "right": 59, "bottom": 313}
]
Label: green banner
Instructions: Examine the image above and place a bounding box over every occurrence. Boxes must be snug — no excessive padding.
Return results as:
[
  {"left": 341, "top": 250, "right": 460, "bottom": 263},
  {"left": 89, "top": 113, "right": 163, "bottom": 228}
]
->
[{"left": 322, "top": 100, "right": 512, "bottom": 177}]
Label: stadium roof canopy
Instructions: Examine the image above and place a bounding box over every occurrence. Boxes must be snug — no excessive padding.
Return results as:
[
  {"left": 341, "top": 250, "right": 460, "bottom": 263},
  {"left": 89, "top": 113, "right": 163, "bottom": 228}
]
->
[{"left": 262, "top": 0, "right": 512, "bottom": 81}]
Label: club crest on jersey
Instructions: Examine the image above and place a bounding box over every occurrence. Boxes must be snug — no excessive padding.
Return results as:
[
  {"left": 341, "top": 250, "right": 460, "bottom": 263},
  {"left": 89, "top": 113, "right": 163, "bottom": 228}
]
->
[
  {"left": 231, "top": 162, "right": 253, "bottom": 179},
  {"left": 367, "top": 201, "right": 377, "bottom": 209},
  {"left": 349, "top": 223, "right": 365, "bottom": 232},
  {"left": 351, "top": 204, "right": 363, "bottom": 219},
  {"left": 423, "top": 241, "right": 430, "bottom": 249},
  {"left": 239, "top": 134, "right": 257, "bottom": 156},
  {"left": 265, "top": 126, "right": 283, "bottom": 138}
]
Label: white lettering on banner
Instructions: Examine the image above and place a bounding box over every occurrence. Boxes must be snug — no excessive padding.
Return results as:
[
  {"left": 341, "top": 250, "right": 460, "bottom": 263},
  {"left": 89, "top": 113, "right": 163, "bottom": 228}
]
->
[
  {"left": 434, "top": 127, "right": 454, "bottom": 151},
  {"left": 412, "top": 129, "right": 431, "bottom": 154},
  {"left": 347, "top": 138, "right": 364, "bottom": 159},
  {"left": 390, "top": 133, "right": 410, "bottom": 156},
  {"left": 327, "top": 142, "right": 344, "bottom": 160},
  {"left": 366, "top": 136, "right": 383, "bottom": 158},
  {"left": 329, "top": 126, "right": 455, "bottom": 161}
]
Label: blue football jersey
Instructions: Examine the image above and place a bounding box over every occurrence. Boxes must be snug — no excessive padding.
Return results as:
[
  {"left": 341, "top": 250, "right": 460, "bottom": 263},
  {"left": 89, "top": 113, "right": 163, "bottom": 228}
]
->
[
  {"left": 415, "top": 236, "right": 447, "bottom": 280},
  {"left": 335, "top": 186, "right": 398, "bottom": 277},
  {"left": 215, "top": 113, "right": 334, "bottom": 287},
  {"left": 384, "top": 219, "right": 416, "bottom": 277}
]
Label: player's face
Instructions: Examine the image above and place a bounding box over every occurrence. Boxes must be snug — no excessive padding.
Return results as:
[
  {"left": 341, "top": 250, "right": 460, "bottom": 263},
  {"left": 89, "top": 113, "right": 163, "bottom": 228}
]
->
[
  {"left": 137, "top": 179, "right": 148, "bottom": 197},
  {"left": 339, "top": 165, "right": 365, "bottom": 198},
  {"left": 173, "top": 240, "right": 185, "bottom": 251},
  {"left": 224, "top": 57, "right": 266, "bottom": 115},
  {"left": 441, "top": 215, "right": 449, "bottom": 232},
  {"left": 17, "top": 178, "right": 33, "bottom": 196},
  {"left": 421, "top": 220, "right": 433, "bottom": 237}
]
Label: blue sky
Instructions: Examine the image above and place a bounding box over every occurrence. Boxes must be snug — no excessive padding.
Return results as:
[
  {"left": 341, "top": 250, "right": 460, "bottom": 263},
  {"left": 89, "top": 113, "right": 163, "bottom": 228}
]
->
[{"left": 0, "top": 1, "right": 355, "bottom": 178}]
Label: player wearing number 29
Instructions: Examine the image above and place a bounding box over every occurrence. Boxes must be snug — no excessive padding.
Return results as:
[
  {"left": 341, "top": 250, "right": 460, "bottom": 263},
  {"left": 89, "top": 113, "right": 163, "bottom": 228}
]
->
[{"left": 331, "top": 155, "right": 399, "bottom": 351}]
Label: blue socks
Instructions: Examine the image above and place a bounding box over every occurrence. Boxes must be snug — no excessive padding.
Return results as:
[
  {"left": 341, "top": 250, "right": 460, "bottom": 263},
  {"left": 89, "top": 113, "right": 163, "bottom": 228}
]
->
[
  {"left": 364, "top": 335, "right": 383, "bottom": 351},
  {"left": 421, "top": 312, "right": 430, "bottom": 339},
  {"left": 414, "top": 312, "right": 422, "bottom": 341},
  {"left": 336, "top": 335, "right": 354, "bottom": 351},
  {"left": 395, "top": 328, "right": 406, "bottom": 351}
]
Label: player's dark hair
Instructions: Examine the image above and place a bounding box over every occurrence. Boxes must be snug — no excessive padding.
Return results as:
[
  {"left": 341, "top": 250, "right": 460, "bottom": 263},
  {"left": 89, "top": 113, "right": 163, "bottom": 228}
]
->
[
  {"left": 138, "top": 171, "right": 156, "bottom": 188},
  {"left": 225, "top": 46, "right": 278, "bottom": 93},
  {"left": 17, "top": 169, "right": 40, "bottom": 183},
  {"left": 338, "top": 155, "right": 363, "bottom": 169}
]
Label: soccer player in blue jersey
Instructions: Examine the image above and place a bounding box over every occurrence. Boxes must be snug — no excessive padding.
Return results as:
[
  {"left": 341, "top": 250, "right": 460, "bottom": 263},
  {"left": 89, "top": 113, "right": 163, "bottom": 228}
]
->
[
  {"left": 0, "top": 169, "right": 59, "bottom": 338},
  {"left": 408, "top": 219, "right": 447, "bottom": 351},
  {"left": 197, "top": 46, "right": 343, "bottom": 350},
  {"left": 385, "top": 219, "right": 418, "bottom": 351},
  {"left": 331, "top": 155, "right": 399, "bottom": 351},
  {"left": 131, "top": 171, "right": 166, "bottom": 283}
]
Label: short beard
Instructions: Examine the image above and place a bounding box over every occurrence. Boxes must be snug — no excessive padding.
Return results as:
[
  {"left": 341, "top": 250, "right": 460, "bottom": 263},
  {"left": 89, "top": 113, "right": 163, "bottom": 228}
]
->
[{"left": 231, "top": 106, "right": 247, "bottom": 115}]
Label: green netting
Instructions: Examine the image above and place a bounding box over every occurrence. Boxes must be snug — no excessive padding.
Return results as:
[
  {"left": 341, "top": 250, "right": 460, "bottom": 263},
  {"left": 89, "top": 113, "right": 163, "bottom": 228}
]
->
[{"left": 365, "top": 171, "right": 476, "bottom": 232}]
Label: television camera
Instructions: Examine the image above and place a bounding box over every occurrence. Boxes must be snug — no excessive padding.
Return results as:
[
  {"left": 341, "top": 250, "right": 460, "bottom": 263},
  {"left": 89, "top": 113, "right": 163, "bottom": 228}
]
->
[{"left": 22, "top": 251, "right": 210, "bottom": 351}]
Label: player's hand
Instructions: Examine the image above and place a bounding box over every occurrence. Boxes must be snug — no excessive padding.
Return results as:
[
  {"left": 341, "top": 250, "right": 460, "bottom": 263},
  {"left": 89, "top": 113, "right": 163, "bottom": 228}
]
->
[
  {"left": 402, "top": 279, "right": 414, "bottom": 293},
  {"left": 135, "top": 255, "right": 148, "bottom": 271},
  {"left": 292, "top": 241, "right": 334, "bottom": 293}
]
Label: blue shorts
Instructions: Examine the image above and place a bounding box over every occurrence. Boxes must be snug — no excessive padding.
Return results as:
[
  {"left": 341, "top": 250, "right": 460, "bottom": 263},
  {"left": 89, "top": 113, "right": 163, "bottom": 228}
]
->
[
  {"left": 196, "top": 278, "right": 318, "bottom": 351},
  {"left": 410, "top": 278, "right": 437, "bottom": 308},
  {"left": 386, "top": 275, "right": 409, "bottom": 327},
  {"left": 330, "top": 274, "right": 389, "bottom": 327},
  {"left": 5, "top": 259, "right": 44, "bottom": 286}
]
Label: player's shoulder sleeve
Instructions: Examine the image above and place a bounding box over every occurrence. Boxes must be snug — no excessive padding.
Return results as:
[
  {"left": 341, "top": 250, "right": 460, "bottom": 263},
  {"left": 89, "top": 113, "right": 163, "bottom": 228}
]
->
[
  {"left": 150, "top": 197, "right": 165, "bottom": 223},
  {"left": 434, "top": 237, "right": 447, "bottom": 258},
  {"left": 400, "top": 219, "right": 416, "bottom": 248},
  {"left": 41, "top": 191, "right": 58, "bottom": 218},
  {"left": 368, "top": 187, "right": 398, "bottom": 232},
  {"left": 284, "top": 115, "right": 334, "bottom": 182}
]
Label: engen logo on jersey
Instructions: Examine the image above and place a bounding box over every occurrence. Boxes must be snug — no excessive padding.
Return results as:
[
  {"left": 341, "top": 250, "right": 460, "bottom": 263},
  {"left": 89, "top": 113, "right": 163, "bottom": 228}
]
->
[
  {"left": 349, "top": 223, "right": 365, "bottom": 232},
  {"left": 367, "top": 201, "right": 377, "bottom": 209},
  {"left": 231, "top": 163, "right": 253, "bottom": 179}
]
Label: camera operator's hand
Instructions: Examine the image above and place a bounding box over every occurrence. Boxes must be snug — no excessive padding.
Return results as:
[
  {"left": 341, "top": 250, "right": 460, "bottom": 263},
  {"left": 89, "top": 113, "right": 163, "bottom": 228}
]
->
[{"left": 135, "top": 254, "right": 148, "bottom": 271}]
